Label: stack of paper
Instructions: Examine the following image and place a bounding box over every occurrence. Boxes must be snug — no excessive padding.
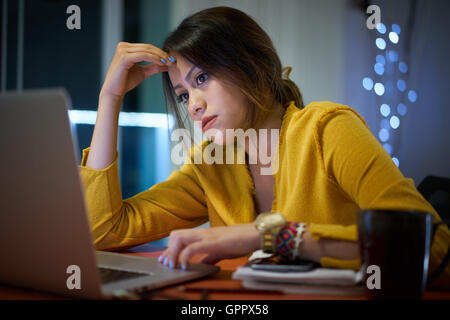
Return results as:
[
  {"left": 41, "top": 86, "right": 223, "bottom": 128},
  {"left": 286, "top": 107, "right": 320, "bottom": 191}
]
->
[{"left": 232, "top": 250, "right": 365, "bottom": 297}]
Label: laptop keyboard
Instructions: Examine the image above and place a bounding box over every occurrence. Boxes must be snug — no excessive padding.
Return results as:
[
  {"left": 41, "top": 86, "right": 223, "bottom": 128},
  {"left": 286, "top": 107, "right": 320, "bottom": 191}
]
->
[{"left": 98, "top": 267, "right": 150, "bottom": 284}]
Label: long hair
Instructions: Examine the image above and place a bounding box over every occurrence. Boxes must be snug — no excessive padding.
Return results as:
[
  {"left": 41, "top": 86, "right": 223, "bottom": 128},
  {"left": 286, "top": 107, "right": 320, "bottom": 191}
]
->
[{"left": 161, "top": 6, "right": 304, "bottom": 144}]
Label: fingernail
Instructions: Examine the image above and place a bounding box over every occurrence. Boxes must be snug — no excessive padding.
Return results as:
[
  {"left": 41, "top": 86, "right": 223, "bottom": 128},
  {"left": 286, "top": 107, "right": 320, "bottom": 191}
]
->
[
  {"left": 160, "top": 58, "right": 167, "bottom": 64},
  {"left": 181, "top": 263, "right": 186, "bottom": 270},
  {"left": 168, "top": 56, "right": 176, "bottom": 63},
  {"left": 157, "top": 255, "right": 163, "bottom": 262},
  {"left": 169, "top": 261, "right": 174, "bottom": 269},
  {"left": 163, "top": 257, "right": 168, "bottom": 265}
]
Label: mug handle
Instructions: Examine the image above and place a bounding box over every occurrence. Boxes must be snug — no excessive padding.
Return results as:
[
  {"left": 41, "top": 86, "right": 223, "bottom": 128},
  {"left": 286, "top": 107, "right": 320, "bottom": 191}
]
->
[{"left": 427, "top": 219, "right": 450, "bottom": 287}]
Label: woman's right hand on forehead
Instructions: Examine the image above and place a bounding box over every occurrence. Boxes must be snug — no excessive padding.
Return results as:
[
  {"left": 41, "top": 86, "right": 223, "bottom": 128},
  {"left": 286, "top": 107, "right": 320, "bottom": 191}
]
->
[{"left": 99, "top": 42, "right": 176, "bottom": 100}]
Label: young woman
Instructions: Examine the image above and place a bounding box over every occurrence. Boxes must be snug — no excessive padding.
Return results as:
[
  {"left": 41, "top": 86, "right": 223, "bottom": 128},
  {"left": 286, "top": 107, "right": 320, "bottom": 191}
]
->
[{"left": 79, "top": 7, "right": 449, "bottom": 287}]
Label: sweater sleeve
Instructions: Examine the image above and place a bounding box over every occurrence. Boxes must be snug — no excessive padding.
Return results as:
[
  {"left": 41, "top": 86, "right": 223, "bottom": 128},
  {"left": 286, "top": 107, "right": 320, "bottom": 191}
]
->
[
  {"left": 78, "top": 147, "right": 208, "bottom": 251},
  {"left": 314, "top": 107, "right": 450, "bottom": 288}
]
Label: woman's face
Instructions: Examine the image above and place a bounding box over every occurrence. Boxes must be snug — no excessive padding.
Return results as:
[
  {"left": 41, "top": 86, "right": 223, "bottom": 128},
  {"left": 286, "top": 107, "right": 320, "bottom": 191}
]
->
[{"left": 167, "top": 54, "right": 250, "bottom": 145}]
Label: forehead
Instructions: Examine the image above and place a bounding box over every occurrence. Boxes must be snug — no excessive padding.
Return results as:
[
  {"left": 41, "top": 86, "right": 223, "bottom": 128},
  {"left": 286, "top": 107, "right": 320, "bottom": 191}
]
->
[{"left": 168, "top": 55, "right": 196, "bottom": 87}]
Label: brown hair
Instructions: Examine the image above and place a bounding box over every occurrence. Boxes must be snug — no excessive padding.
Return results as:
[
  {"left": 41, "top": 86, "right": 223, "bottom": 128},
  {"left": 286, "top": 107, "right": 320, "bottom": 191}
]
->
[{"left": 161, "top": 6, "right": 304, "bottom": 141}]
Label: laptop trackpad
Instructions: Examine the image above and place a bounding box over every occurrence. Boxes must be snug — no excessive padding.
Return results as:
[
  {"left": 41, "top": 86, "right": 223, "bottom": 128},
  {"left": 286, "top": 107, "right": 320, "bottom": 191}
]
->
[
  {"left": 95, "top": 250, "right": 160, "bottom": 272},
  {"left": 95, "top": 250, "right": 220, "bottom": 274}
]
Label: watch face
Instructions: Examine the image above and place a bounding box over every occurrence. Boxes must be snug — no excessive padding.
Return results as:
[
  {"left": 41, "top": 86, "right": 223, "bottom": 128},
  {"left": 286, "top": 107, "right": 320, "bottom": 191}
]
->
[
  {"left": 265, "top": 214, "right": 285, "bottom": 226},
  {"left": 257, "top": 212, "right": 285, "bottom": 231}
]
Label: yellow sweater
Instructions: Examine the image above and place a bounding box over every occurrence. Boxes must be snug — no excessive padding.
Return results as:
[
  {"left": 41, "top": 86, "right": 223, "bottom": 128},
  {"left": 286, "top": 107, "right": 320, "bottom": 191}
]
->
[{"left": 78, "top": 100, "right": 449, "bottom": 288}]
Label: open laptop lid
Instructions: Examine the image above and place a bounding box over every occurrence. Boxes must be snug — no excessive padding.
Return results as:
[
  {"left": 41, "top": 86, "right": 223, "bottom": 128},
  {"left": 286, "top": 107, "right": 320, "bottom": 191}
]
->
[{"left": 0, "top": 88, "right": 103, "bottom": 299}]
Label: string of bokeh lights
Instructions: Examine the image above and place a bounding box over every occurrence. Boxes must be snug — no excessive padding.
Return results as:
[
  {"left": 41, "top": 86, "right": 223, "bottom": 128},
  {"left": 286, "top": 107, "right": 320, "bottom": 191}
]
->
[{"left": 362, "top": 22, "right": 417, "bottom": 168}]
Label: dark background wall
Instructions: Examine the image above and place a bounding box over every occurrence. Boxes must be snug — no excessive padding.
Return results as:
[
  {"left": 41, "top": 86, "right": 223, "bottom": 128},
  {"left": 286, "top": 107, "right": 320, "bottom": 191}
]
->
[
  {"left": 1, "top": 0, "right": 102, "bottom": 108},
  {"left": 344, "top": 0, "right": 450, "bottom": 186}
]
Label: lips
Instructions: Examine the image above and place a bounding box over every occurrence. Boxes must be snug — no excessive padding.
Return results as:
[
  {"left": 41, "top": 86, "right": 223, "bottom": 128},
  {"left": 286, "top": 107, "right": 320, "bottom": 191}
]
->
[{"left": 202, "top": 115, "right": 218, "bottom": 131}]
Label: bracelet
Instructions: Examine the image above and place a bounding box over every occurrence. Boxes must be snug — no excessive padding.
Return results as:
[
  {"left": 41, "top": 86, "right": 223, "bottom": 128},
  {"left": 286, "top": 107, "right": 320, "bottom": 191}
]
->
[{"left": 275, "top": 222, "right": 307, "bottom": 260}]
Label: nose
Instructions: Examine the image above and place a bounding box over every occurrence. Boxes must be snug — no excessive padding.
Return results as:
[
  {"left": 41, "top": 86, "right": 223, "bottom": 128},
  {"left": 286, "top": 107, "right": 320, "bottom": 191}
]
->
[{"left": 188, "top": 92, "right": 206, "bottom": 118}]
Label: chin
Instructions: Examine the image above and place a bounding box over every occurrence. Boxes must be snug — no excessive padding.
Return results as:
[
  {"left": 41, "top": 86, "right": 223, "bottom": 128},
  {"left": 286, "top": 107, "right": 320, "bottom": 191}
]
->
[
  {"left": 205, "top": 128, "right": 233, "bottom": 146},
  {"left": 206, "top": 129, "right": 225, "bottom": 145}
]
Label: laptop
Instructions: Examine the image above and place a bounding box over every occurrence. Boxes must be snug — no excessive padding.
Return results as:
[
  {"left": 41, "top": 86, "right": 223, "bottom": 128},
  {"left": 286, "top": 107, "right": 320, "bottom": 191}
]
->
[{"left": 0, "top": 88, "right": 219, "bottom": 299}]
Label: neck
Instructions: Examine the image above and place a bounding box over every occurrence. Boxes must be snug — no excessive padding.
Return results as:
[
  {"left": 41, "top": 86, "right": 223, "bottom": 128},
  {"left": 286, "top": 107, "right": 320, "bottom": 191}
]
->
[{"left": 244, "top": 103, "right": 285, "bottom": 170}]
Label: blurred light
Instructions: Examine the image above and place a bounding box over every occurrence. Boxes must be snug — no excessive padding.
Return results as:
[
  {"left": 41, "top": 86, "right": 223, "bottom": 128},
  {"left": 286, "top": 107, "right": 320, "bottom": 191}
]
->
[
  {"left": 374, "top": 63, "right": 385, "bottom": 75},
  {"left": 392, "top": 24, "right": 401, "bottom": 34},
  {"left": 362, "top": 77, "right": 374, "bottom": 91},
  {"left": 379, "top": 128, "right": 390, "bottom": 142},
  {"left": 387, "top": 50, "right": 398, "bottom": 62},
  {"left": 376, "top": 23, "right": 387, "bottom": 34},
  {"left": 376, "top": 55, "right": 386, "bottom": 65},
  {"left": 390, "top": 116, "right": 400, "bottom": 129},
  {"left": 374, "top": 83, "right": 385, "bottom": 96},
  {"left": 392, "top": 157, "right": 400, "bottom": 167},
  {"left": 380, "top": 104, "right": 391, "bottom": 117},
  {"left": 68, "top": 110, "right": 174, "bottom": 128},
  {"left": 408, "top": 90, "right": 418, "bottom": 102},
  {"left": 376, "top": 38, "right": 387, "bottom": 50},
  {"left": 398, "top": 61, "right": 408, "bottom": 73},
  {"left": 119, "top": 112, "right": 174, "bottom": 128},
  {"left": 383, "top": 143, "right": 393, "bottom": 155},
  {"left": 69, "top": 110, "right": 97, "bottom": 125},
  {"left": 389, "top": 32, "right": 399, "bottom": 44},
  {"left": 397, "top": 103, "right": 407, "bottom": 116},
  {"left": 397, "top": 79, "right": 406, "bottom": 92}
]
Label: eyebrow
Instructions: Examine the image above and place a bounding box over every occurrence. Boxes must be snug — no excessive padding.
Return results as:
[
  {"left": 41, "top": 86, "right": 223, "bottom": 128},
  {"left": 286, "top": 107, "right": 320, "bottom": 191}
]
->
[{"left": 173, "top": 65, "right": 197, "bottom": 91}]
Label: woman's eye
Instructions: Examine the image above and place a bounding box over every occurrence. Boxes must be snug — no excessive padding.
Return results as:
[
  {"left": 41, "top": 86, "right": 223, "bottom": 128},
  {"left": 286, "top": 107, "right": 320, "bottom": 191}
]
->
[
  {"left": 176, "top": 73, "right": 208, "bottom": 104},
  {"left": 196, "top": 72, "right": 208, "bottom": 85},
  {"left": 177, "top": 93, "right": 188, "bottom": 103}
]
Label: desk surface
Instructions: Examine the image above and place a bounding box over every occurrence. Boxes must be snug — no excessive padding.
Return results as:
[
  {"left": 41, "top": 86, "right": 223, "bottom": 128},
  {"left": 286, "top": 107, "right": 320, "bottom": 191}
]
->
[{"left": 1, "top": 243, "right": 449, "bottom": 300}]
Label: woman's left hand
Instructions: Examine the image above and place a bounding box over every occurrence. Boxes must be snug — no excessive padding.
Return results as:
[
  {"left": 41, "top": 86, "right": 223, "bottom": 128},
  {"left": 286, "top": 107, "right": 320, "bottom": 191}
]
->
[{"left": 158, "top": 223, "right": 260, "bottom": 269}]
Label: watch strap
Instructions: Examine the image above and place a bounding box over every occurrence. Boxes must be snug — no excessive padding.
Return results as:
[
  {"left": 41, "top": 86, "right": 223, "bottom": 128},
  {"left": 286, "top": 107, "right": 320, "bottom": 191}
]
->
[{"left": 261, "top": 231, "right": 275, "bottom": 253}]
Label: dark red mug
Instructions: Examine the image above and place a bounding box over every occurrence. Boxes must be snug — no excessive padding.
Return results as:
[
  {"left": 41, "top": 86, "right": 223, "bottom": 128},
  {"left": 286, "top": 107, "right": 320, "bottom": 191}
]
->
[{"left": 358, "top": 209, "right": 449, "bottom": 300}]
